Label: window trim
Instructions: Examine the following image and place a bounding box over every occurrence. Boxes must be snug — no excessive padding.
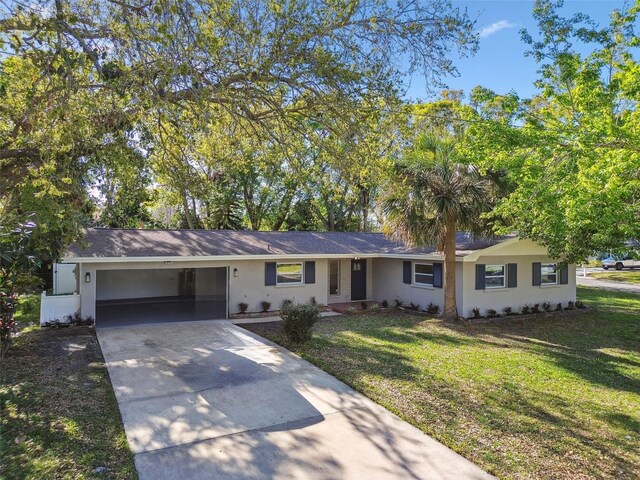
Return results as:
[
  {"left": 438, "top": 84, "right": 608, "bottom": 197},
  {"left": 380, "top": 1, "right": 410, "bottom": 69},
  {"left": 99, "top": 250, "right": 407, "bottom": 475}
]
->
[
  {"left": 276, "top": 262, "right": 304, "bottom": 286},
  {"left": 485, "top": 264, "right": 506, "bottom": 289},
  {"left": 541, "top": 263, "right": 558, "bottom": 286},
  {"left": 413, "top": 262, "right": 434, "bottom": 286},
  {"left": 329, "top": 259, "right": 340, "bottom": 295}
]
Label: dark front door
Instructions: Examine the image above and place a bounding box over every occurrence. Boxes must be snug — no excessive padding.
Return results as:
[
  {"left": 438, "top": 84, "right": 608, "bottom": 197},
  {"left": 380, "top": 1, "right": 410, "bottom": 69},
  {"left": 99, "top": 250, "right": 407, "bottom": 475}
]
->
[{"left": 351, "top": 259, "right": 367, "bottom": 301}]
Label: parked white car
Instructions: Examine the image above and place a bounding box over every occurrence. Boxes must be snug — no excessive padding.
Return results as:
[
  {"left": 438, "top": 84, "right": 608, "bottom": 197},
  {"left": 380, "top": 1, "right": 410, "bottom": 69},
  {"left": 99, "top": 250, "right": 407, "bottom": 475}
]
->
[{"left": 601, "top": 256, "right": 640, "bottom": 270}]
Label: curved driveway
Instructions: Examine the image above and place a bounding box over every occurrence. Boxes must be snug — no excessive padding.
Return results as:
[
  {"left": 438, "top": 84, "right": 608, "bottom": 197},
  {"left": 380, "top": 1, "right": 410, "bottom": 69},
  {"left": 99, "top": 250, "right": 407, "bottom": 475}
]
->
[{"left": 98, "top": 320, "right": 493, "bottom": 480}]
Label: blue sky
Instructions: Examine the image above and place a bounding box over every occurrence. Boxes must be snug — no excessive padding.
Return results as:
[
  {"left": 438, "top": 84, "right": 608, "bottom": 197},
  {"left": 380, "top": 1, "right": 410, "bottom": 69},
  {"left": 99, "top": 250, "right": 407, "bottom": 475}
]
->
[{"left": 405, "top": 0, "right": 629, "bottom": 101}]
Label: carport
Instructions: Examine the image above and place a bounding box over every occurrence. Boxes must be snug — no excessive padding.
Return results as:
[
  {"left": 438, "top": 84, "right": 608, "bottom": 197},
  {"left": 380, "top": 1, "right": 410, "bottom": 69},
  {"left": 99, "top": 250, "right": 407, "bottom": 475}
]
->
[{"left": 95, "top": 267, "right": 227, "bottom": 327}]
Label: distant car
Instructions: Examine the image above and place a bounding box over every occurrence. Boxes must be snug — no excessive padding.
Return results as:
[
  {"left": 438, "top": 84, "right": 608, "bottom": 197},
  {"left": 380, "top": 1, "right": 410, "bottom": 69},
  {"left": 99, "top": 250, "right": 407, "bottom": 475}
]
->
[{"left": 601, "top": 256, "right": 640, "bottom": 270}]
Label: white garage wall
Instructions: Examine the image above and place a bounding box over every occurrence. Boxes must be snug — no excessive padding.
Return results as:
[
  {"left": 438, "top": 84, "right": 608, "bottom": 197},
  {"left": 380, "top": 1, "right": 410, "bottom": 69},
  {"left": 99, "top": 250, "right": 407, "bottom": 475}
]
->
[
  {"left": 79, "top": 259, "right": 330, "bottom": 318},
  {"left": 96, "top": 269, "right": 181, "bottom": 301},
  {"left": 195, "top": 268, "right": 226, "bottom": 299}
]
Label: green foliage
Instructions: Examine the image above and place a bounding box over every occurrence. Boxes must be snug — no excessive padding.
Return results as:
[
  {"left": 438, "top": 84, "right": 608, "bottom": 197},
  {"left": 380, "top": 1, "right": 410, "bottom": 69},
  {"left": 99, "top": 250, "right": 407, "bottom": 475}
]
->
[
  {"left": 0, "top": 218, "right": 41, "bottom": 358},
  {"left": 1, "top": 0, "right": 477, "bottom": 245},
  {"left": 280, "top": 303, "right": 321, "bottom": 344},
  {"left": 383, "top": 117, "right": 503, "bottom": 320},
  {"left": 471, "top": 0, "right": 640, "bottom": 262}
]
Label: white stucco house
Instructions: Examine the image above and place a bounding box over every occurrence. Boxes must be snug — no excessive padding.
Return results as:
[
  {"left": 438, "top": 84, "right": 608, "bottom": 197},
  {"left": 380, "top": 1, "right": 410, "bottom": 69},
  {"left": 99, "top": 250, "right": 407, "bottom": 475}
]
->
[{"left": 46, "top": 228, "right": 576, "bottom": 326}]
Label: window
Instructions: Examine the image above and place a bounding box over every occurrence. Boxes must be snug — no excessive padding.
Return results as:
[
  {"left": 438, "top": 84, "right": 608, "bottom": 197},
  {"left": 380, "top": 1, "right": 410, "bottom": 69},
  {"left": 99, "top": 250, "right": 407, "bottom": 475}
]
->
[
  {"left": 414, "top": 263, "right": 434, "bottom": 286},
  {"left": 541, "top": 263, "right": 558, "bottom": 285},
  {"left": 329, "top": 260, "right": 340, "bottom": 295},
  {"left": 485, "top": 265, "right": 505, "bottom": 289},
  {"left": 276, "top": 263, "right": 303, "bottom": 285}
]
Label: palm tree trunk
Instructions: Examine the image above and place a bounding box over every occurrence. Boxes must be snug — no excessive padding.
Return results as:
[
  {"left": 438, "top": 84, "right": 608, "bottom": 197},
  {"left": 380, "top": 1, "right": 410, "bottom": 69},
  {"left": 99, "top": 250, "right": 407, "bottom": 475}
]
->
[{"left": 443, "top": 214, "right": 458, "bottom": 321}]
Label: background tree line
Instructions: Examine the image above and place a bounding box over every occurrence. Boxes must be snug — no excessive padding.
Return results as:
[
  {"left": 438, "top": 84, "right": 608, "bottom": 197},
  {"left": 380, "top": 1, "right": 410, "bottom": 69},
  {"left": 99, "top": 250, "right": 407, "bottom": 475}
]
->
[{"left": 0, "top": 0, "right": 638, "bottom": 269}]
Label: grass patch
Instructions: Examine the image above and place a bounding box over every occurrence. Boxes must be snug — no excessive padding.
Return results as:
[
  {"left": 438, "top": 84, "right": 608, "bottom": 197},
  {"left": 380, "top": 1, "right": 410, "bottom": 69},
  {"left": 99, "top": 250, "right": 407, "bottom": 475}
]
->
[
  {"left": 0, "top": 326, "right": 137, "bottom": 479},
  {"left": 243, "top": 286, "right": 640, "bottom": 479},
  {"left": 590, "top": 271, "right": 640, "bottom": 285}
]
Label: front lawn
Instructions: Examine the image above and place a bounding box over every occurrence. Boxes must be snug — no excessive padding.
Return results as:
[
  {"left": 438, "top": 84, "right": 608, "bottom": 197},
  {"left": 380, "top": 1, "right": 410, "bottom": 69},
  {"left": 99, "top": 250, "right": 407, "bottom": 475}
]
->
[
  {"left": 243, "top": 287, "right": 640, "bottom": 479},
  {"left": 0, "top": 326, "right": 137, "bottom": 479},
  {"left": 590, "top": 271, "right": 640, "bottom": 285}
]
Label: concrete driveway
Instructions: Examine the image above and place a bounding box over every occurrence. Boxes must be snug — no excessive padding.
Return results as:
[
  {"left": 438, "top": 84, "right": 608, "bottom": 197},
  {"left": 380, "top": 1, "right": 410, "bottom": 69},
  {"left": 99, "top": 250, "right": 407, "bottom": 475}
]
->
[{"left": 97, "top": 321, "right": 493, "bottom": 480}]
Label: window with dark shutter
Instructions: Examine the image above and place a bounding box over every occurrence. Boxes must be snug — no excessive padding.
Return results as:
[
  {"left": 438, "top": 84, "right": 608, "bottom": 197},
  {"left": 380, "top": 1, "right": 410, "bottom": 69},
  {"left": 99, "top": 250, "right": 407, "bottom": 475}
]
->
[
  {"left": 475, "top": 264, "right": 486, "bottom": 290},
  {"left": 304, "top": 261, "right": 316, "bottom": 284},
  {"left": 532, "top": 262, "right": 542, "bottom": 286},
  {"left": 403, "top": 261, "right": 411, "bottom": 284},
  {"left": 559, "top": 264, "right": 569, "bottom": 284},
  {"left": 265, "top": 262, "right": 277, "bottom": 286},
  {"left": 433, "top": 263, "right": 443, "bottom": 288},
  {"left": 507, "top": 263, "right": 517, "bottom": 288}
]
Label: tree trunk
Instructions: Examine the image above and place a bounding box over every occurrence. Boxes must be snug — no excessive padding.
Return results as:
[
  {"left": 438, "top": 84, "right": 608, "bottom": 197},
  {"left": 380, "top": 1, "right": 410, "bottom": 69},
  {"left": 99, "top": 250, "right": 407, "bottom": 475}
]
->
[
  {"left": 181, "top": 191, "right": 195, "bottom": 230},
  {"left": 443, "top": 214, "right": 458, "bottom": 321}
]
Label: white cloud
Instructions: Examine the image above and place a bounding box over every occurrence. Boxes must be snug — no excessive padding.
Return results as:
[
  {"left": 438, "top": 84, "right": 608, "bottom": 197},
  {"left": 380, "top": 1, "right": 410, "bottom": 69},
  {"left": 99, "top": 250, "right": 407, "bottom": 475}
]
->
[{"left": 478, "top": 20, "right": 516, "bottom": 38}]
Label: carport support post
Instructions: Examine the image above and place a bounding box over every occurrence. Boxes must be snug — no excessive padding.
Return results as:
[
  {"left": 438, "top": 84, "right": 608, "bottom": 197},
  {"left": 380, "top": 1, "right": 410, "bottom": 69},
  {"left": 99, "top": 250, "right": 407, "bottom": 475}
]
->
[{"left": 79, "top": 263, "right": 97, "bottom": 320}]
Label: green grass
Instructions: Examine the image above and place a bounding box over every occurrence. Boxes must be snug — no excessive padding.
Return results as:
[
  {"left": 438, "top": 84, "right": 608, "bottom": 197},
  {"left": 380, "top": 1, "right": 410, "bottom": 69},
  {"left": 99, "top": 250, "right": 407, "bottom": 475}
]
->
[
  {"left": 590, "top": 271, "right": 640, "bottom": 285},
  {"left": 1, "top": 326, "right": 137, "bottom": 479},
  {"left": 244, "top": 287, "right": 640, "bottom": 479}
]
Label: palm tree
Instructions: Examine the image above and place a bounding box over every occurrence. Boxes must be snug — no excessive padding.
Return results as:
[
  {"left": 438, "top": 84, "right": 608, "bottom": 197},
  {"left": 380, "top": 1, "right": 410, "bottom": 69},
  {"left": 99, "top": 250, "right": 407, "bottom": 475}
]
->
[{"left": 383, "top": 130, "right": 497, "bottom": 321}]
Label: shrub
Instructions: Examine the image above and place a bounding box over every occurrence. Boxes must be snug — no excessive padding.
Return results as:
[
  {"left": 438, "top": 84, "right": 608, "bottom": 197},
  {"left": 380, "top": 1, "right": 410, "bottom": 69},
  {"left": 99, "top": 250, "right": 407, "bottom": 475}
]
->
[
  {"left": 426, "top": 303, "right": 440, "bottom": 315},
  {"left": 521, "top": 304, "right": 531, "bottom": 315},
  {"left": 471, "top": 307, "right": 482, "bottom": 319},
  {"left": 486, "top": 308, "right": 498, "bottom": 318},
  {"left": 381, "top": 300, "right": 389, "bottom": 308},
  {"left": 309, "top": 296, "right": 317, "bottom": 305},
  {"left": 17, "top": 295, "right": 39, "bottom": 315},
  {"left": 361, "top": 301, "right": 368, "bottom": 310},
  {"left": 281, "top": 303, "right": 321, "bottom": 343},
  {"left": 260, "top": 301, "right": 271, "bottom": 312},
  {"left": 566, "top": 300, "right": 575, "bottom": 310},
  {"left": 280, "top": 298, "right": 293, "bottom": 309},
  {"left": 555, "top": 303, "right": 563, "bottom": 311},
  {"left": 531, "top": 303, "right": 541, "bottom": 314},
  {"left": 238, "top": 302, "right": 249, "bottom": 314},
  {"left": 502, "top": 306, "right": 513, "bottom": 316},
  {"left": 409, "top": 302, "right": 420, "bottom": 311},
  {"left": 575, "top": 300, "right": 586, "bottom": 309},
  {"left": 542, "top": 301, "right": 552, "bottom": 312},
  {"left": 394, "top": 298, "right": 403, "bottom": 308}
]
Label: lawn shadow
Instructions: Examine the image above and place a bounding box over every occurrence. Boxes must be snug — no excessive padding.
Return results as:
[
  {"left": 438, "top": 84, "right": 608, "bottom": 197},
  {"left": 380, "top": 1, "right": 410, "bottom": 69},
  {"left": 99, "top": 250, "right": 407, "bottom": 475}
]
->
[{"left": 440, "top": 307, "right": 640, "bottom": 395}]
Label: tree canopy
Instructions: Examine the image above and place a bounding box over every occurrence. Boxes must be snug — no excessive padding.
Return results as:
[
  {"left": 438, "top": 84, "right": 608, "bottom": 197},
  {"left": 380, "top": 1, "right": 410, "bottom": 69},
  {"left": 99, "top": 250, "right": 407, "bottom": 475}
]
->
[
  {"left": 0, "top": 0, "right": 478, "bottom": 256},
  {"left": 469, "top": 0, "right": 640, "bottom": 261}
]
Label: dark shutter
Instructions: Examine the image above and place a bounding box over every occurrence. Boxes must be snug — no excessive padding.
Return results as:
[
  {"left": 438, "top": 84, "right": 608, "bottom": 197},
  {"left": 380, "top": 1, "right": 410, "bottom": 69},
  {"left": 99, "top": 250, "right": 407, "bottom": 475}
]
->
[
  {"left": 475, "top": 264, "right": 486, "bottom": 290},
  {"left": 559, "top": 264, "right": 569, "bottom": 284},
  {"left": 507, "top": 263, "right": 518, "bottom": 288},
  {"left": 304, "top": 261, "right": 316, "bottom": 284},
  {"left": 403, "top": 261, "right": 411, "bottom": 284},
  {"left": 433, "top": 262, "right": 443, "bottom": 288},
  {"left": 265, "top": 262, "right": 276, "bottom": 286},
  {"left": 532, "top": 262, "right": 542, "bottom": 286}
]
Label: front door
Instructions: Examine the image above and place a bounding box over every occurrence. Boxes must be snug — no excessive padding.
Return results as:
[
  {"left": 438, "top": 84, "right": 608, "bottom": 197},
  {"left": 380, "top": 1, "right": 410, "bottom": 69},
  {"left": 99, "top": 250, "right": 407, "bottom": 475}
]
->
[{"left": 351, "top": 259, "right": 367, "bottom": 301}]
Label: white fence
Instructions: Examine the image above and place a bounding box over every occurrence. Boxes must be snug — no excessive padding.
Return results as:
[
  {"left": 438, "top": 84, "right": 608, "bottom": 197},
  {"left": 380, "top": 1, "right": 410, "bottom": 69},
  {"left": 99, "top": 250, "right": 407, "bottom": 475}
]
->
[{"left": 40, "top": 291, "right": 81, "bottom": 325}]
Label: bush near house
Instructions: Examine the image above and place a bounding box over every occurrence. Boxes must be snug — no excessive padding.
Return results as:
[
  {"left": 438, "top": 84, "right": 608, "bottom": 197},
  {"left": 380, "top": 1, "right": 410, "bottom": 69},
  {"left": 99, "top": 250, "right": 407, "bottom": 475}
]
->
[
  {"left": 280, "top": 303, "right": 321, "bottom": 344},
  {"left": 243, "top": 287, "right": 640, "bottom": 479}
]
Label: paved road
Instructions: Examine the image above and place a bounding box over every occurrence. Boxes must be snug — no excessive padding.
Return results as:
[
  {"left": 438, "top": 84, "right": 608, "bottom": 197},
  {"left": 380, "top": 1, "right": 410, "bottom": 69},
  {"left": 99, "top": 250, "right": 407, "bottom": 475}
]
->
[
  {"left": 576, "top": 275, "right": 640, "bottom": 294},
  {"left": 98, "top": 320, "right": 493, "bottom": 480}
]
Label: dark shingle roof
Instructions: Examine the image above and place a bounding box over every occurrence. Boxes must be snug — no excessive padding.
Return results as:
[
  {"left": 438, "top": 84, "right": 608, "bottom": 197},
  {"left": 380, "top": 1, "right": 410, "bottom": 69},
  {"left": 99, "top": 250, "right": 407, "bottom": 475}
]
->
[{"left": 64, "top": 228, "right": 513, "bottom": 259}]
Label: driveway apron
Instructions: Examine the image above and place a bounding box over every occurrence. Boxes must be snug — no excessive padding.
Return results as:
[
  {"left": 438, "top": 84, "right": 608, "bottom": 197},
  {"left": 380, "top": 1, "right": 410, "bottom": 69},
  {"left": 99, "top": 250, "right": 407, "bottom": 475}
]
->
[{"left": 97, "top": 320, "right": 493, "bottom": 480}]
